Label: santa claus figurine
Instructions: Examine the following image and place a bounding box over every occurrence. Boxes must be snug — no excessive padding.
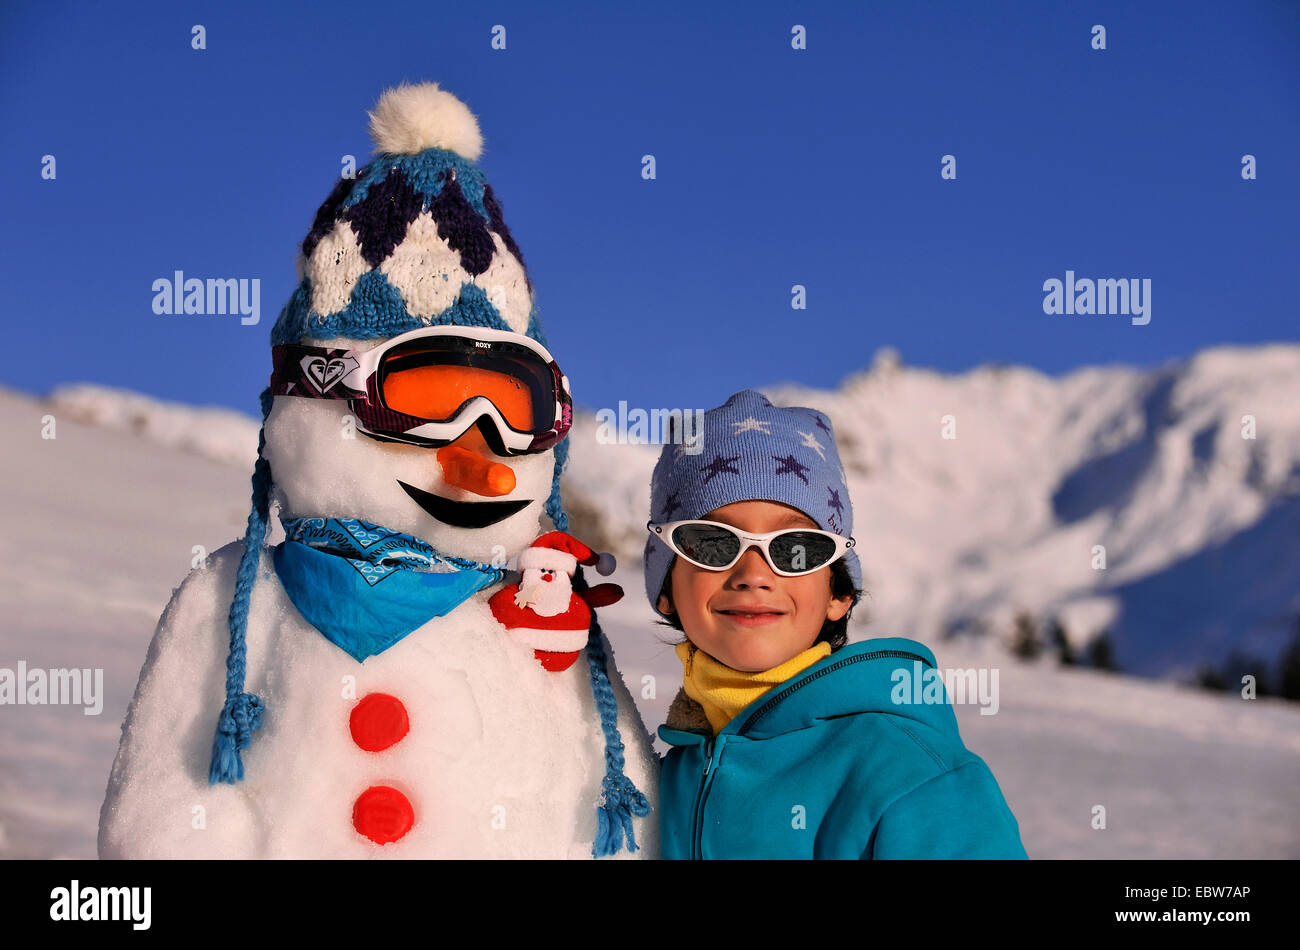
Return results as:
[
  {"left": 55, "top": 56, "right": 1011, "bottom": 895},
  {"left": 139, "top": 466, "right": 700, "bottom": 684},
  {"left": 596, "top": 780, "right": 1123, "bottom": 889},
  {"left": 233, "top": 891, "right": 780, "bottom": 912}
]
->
[{"left": 491, "top": 532, "right": 623, "bottom": 672}]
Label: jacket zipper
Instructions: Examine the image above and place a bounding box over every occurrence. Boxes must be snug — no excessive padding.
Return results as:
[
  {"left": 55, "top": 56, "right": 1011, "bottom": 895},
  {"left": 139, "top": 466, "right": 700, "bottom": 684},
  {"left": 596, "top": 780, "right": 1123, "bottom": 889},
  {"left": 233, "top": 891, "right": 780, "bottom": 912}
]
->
[
  {"left": 691, "top": 736, "right": 716, "bottom": 860},
  {"left": 685, "top": 649, "right": 932, "bottom": 859}
]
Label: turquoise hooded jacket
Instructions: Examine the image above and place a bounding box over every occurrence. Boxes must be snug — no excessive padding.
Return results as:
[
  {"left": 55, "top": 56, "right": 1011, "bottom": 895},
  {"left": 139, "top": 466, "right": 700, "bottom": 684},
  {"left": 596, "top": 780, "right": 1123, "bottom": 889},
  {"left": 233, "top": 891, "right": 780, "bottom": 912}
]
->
[{"left": 657, "top": 637, "right": 1028, "bottom": 859}]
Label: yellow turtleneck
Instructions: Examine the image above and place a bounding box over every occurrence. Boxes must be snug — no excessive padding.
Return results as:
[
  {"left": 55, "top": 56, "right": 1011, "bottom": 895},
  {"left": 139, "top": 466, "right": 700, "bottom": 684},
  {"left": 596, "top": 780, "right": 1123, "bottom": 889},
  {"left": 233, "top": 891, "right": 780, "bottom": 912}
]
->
[{"left": 674, "top": 640, "right": 832, "bottom": 734}]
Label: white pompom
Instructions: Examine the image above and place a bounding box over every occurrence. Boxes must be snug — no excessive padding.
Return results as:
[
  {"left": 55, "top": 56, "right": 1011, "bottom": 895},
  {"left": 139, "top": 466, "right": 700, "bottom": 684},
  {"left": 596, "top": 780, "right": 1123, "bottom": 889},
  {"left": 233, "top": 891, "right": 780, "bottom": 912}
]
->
[
  {"left": 595, "top": 552, "right": 617, "bottom": 577},
  {"left": 367, "top": 81, "right": 484, "bottom": 160}
]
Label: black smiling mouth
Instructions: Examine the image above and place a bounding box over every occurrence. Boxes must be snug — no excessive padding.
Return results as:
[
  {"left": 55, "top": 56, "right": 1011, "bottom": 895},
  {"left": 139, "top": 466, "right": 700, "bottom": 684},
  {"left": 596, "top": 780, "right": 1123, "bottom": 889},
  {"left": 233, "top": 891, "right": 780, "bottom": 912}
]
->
[{"left": 397, "top": 480, "right": 531, "bottom": 528}]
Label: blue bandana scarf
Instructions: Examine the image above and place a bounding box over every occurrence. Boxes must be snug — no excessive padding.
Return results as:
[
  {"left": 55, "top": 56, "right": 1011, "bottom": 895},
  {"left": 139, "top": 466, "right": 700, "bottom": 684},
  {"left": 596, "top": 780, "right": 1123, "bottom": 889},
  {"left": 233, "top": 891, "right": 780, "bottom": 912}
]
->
[{"left": 272, "top": 516, "right": 505, "bottom": 662}]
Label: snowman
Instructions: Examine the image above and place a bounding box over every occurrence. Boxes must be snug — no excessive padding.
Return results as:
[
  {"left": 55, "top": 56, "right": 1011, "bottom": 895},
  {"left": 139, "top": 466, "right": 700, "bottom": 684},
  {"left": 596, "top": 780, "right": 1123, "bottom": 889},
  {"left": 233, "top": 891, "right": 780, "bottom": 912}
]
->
[{"left": 97, "top": 81, "right": 659, "bottom": 858}]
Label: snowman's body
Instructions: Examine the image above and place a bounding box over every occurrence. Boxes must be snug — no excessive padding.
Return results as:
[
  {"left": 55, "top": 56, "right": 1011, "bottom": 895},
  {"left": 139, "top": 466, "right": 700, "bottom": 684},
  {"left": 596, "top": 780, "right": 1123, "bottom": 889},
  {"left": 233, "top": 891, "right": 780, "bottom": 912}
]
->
[
  {"left": 99, "top": 539, "right": 659, "bottom": 858},
  {"left": 98, "top": 379, "right": 660, "bottom": 859}
]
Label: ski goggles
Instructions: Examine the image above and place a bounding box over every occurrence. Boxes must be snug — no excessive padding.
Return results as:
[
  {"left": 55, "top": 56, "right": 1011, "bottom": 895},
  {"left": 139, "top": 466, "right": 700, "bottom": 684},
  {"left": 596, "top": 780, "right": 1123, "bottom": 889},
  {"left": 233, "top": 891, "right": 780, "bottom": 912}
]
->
[
  {"left": 647, "top": 519, "right": 856, "bottom": 577},
  {"left": 269, "top": 325, "right": 572, "bottom": 456}
]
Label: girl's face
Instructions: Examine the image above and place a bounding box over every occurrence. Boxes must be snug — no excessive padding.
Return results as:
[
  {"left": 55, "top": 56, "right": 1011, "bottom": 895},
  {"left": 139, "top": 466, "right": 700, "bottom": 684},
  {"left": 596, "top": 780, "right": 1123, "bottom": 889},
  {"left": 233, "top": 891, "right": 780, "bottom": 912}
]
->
[{"left": 656, "top": 500, "right": 853, "bottom": 673}]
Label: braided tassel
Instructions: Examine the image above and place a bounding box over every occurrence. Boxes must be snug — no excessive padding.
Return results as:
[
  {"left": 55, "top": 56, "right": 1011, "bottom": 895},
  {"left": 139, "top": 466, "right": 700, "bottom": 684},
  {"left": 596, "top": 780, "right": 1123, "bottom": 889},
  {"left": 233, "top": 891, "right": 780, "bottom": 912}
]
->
[
  {"left": 209, "top": 387, "right": 273, "bottom": 784},
  {"left": 580, "top": 575, "right": 651, "bottom": 856},
  {"left": 549, "top": 444, "right": 650, "bottom": 856}
]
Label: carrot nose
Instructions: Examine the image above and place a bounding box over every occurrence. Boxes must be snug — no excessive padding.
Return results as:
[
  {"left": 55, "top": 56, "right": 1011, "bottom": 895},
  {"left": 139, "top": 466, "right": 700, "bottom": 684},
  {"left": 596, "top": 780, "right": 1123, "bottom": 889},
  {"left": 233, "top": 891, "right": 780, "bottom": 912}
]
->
[{"left": 437, "top": 445, "right": 516, "bottom": 497}]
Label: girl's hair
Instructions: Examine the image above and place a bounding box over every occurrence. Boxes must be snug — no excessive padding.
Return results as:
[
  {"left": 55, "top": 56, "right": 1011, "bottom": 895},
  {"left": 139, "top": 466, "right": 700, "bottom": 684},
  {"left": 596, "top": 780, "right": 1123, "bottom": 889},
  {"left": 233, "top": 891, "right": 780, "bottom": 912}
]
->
[{"left": 653, "top": 556, "right": 863, "bottom": 651}]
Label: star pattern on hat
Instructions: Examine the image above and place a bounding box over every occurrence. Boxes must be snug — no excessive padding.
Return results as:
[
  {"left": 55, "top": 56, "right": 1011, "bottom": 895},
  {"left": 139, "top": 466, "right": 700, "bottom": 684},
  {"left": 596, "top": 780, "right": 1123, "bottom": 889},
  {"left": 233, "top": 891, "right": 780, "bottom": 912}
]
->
[
  {"left": 826, "top": 487, "right": 847, "bottom": 535},
  {"left": 814, "top": 415, "right": 832, "bottom": 436},
  {"left": 797, "top": 429, "right": 826, "bottom": 460},
  {"left": 661, "top": 489, "right": 683, "bottom": 520},
  {"left": 701, "top": 454, "right": 741, "bottom": 485},
  {"left": 732, "top": 416, "right": 772, "bottom": 435},
  {"left": 827, "top": 486, "right": 844, "bottom": 516},
  {"left": 772, "top": 454, "right": 810, "bottom": 484}
]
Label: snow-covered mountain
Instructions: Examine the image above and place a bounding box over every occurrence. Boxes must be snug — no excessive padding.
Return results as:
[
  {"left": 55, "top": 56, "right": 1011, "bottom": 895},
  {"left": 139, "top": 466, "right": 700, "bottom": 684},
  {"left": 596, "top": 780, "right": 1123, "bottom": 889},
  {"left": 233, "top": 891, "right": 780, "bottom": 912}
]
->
[
  {"left": 566, "top": 344, "right": 1300, "bottom": 686},
  {"left": 44, "top": 342, "right": 1300, "bottom": 685}
]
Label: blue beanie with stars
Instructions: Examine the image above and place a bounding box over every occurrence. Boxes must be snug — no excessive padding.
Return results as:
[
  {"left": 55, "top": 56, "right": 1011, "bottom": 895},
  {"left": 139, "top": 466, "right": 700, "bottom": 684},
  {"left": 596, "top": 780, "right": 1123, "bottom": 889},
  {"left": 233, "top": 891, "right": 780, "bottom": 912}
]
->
[
  {"left": 211, "top": 82, "right": 647, "bottom": 856},
  {"left": 643, "top": 389, "right": 862, "bottom": 618}
]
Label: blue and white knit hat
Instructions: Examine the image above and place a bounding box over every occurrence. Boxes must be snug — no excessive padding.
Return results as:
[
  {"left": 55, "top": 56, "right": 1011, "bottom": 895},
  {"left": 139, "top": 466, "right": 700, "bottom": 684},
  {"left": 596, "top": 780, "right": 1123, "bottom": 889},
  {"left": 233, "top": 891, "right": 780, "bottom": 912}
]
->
[
  {"left": 212, "top": 82, "right": 647, "bottom": 855},
  {"left": 644, "top": 389, "right": 863, "bottom": 617}
]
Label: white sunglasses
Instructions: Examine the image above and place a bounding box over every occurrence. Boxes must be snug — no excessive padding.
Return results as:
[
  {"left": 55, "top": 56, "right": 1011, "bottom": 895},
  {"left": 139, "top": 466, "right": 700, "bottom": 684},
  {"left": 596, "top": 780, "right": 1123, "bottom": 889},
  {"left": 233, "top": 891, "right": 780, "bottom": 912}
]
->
[{"left": 647, "top": 519, "right": 855, "bottom": 577}]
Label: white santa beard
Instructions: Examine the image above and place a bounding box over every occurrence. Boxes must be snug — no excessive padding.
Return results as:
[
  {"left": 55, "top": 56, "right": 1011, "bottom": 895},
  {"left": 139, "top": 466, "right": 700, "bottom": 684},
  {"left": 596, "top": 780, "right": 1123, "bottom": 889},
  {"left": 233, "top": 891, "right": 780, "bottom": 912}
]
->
[
  {"left": 98, "top": 541, "right": 661, "bottom": 859},
  {"left": 262, "top": 395, "right": 556, "bottom": 562},
  {"left": 521, "top": 569, "right": 574, "bottom": 617}
]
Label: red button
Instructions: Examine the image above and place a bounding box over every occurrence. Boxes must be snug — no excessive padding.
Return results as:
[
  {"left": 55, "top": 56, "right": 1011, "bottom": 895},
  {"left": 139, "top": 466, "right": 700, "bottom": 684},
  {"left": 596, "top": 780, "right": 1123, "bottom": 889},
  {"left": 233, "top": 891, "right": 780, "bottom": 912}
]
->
[
  {"left": 350, "top": 693, "right": 409, "bottom": 752},
  {"left": 353, "top": 785, "right": 414, "bottom": 844}
]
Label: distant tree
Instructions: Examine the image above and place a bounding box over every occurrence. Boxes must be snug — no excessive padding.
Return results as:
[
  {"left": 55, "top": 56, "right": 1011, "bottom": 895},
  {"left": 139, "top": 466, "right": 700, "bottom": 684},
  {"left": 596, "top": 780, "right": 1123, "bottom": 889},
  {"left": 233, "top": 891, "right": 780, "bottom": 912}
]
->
[
  {"left": 1009, "top": 611, "right": 1041, "bottom": 660},
  {"left": 1046, "top": 617, "right": 1075, "bottom": 666},
  {"left": 1279, "top": 621, "right": 1300, "bottom": 702},
  {"left": 1087, "top": 631, "right": 1119, "bottom": 672},
  {"left": 941, "top": 616, "right": 986, "bottom": 641},
  {"left": 1195, "top": 665, "right": 1227, "bottom": 691}
]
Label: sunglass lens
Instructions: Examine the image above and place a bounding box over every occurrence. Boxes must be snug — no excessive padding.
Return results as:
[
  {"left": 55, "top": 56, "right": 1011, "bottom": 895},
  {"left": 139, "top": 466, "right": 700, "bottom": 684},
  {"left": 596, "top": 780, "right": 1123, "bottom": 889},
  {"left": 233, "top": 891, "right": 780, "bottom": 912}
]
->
[
  {"left": 769, "top": 531, "right": 837, "bottom": 573},
  {"left": 671, "top": 524, "right": 740, "bottom": 568}
]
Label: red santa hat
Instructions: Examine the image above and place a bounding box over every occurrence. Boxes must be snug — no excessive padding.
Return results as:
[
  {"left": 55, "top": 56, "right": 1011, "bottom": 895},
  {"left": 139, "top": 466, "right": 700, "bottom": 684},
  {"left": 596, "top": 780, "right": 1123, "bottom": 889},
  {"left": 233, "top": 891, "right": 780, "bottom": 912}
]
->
[{"left": 518, "top": 531, "right": 616, "bottom": 577}]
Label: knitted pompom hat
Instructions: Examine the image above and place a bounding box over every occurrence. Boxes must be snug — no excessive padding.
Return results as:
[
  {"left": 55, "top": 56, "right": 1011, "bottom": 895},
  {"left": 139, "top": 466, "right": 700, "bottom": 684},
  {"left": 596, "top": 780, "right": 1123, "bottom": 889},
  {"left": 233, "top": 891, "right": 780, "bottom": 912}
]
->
[
  {"left": 644, "top": 389, "right": 863, "bottom": 618},
  {"left": 210, "top": 82, "right": 647, "bottom": 856},
  {"left": 271, "top": 81, "right": 538, "bottom": 345}
]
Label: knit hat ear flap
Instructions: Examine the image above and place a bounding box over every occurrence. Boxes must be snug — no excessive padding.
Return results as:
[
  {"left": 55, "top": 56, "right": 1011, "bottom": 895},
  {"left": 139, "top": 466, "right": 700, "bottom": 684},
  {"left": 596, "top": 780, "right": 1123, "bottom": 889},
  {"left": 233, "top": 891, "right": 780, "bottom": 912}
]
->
[
  {"left": 575, "top": 574, "right": 652, "bottom": 857},
  {"left": 208, "top": 386, "right": 274, "bottom": 784},
  {"left": 544, "top": 450, "right": 651, "bottom": 856},
  {"left": 544, "top": 436, "right": 569, "bottom": 534}
]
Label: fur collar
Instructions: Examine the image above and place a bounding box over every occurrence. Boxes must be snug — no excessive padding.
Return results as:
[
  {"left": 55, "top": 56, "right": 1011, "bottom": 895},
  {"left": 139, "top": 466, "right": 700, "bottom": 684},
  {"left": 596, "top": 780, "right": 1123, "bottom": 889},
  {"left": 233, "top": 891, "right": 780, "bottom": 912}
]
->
[{"left": 665, "top": 687, "right": 712, "bottom": 734}]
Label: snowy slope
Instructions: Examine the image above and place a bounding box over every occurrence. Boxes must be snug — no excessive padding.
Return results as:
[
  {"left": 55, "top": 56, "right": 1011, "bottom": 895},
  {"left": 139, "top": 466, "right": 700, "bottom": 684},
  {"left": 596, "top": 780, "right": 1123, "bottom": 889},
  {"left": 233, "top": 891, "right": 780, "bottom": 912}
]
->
[
  {"left": 3, "top": 345, "right": 1298, "bottom": 859},
  {"left": 0, "top": 385, "right": 263, "bottom": 858},
  {"left": 48, "top": 382, "right": 262, "bottom": 469}
]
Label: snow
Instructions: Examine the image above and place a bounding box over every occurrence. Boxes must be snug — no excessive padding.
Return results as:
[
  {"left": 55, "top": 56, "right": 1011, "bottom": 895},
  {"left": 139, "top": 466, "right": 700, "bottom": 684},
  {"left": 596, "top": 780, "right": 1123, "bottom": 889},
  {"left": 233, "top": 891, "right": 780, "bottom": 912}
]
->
[
  {"left": 48, "top": 382, "right": 262, "bottom": 469},
  {"left": 3, "top": 341, "right": 1299, "bottom": 858}
]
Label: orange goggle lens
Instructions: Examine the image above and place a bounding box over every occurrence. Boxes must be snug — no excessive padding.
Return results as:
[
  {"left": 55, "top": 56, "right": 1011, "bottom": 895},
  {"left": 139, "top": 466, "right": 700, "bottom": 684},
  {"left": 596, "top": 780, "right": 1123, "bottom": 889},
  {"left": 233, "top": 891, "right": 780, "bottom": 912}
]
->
[{"left": 382, "top": 364, "right": 536, "bottom": 431}]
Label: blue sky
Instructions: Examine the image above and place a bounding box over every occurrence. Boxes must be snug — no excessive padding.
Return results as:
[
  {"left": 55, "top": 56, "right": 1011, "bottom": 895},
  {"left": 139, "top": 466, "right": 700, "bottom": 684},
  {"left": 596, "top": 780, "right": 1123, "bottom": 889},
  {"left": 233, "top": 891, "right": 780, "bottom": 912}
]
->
[{"left": 2, "top": 0, "right": 1296, "bottom": 418}]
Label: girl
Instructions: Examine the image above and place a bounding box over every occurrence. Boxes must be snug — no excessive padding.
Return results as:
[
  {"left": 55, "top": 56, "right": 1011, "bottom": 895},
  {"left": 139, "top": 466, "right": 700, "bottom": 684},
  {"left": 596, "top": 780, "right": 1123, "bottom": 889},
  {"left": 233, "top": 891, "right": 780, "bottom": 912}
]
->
[{"left": 643, "top": 389, "right": 1027, "bottom": 859}]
